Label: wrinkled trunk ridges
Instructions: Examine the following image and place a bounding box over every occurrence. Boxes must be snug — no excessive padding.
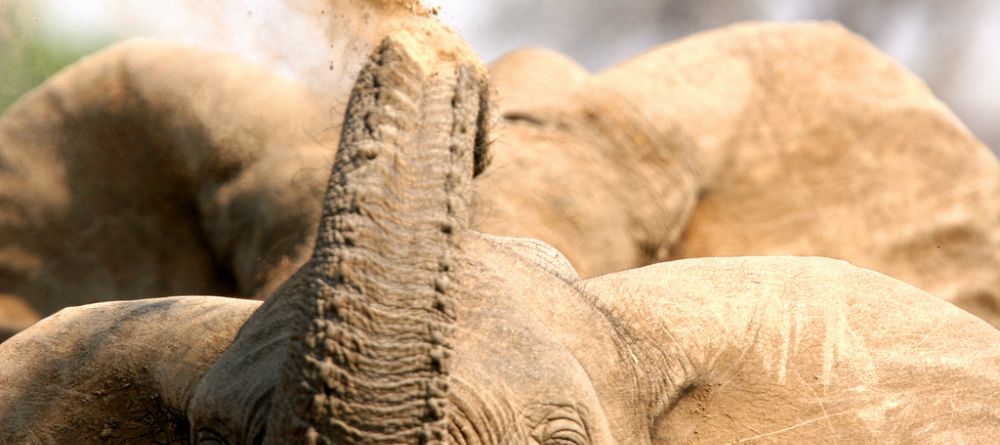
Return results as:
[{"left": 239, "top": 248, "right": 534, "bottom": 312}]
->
[{"left": 266, "top": 34, "right": 485, "bottom": 444}]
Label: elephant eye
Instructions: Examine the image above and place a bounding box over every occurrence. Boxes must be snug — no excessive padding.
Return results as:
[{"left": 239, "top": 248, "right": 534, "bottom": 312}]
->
[
  {"left": 529, "top": 406, "right": 590, "bottom": 445},
  {"left": 542, "top": 419, "right": 589, "bottom": 445},
  {"left": 250, "top": 421, "right": 267, "bottom": 445},
  {"left": 196, "top": 429, "right": 228, "bottom": 445}
]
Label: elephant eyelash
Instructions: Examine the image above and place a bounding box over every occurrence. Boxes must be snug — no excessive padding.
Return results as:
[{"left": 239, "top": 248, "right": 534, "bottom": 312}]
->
[
  {"left": 526, "top": 404, "right": 592, "bottom": 445},
  {"left": 502, "top": 111, "right": 547, "bottom": 126},
  {"left": 195, "top": 429, "right": 227, "bottom": 445},
  {"left": 545, "top": 425, "right": 589, "bottom": 444},
  {"left": 251, "top": 424, "right": 267, "bottom": 445}
]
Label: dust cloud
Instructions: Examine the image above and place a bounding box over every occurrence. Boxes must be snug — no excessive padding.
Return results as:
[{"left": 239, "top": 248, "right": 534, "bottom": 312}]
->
[{"left": 100, "top": 0, "right": 428, "bottom": 101}]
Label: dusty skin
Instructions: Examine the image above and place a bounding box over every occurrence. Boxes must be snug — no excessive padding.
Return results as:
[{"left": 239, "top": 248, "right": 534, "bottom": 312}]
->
[
  {"left": 1, "top": 17, "right": 999, "bottom": 443},
  {"left": 2, "top": 18, "right": 998, "bottom": 338}
]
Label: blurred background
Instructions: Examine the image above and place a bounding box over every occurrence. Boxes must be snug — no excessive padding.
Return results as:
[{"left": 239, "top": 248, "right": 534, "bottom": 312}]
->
[{"left": 1, "top": 0, "right": 997, "bottom": 151}]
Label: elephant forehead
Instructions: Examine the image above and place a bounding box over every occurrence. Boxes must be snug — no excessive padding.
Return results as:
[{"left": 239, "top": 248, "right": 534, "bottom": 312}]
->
[
  {"left": 453, "top": 298, "right": 592, "bottom": 391},
  {"left": 449, "top": 310, "right": 608, "bottom": 444},
  {"left": 453, "top": 234, "right": 590, "bottom": 376},
  {"left": 447, "top": 237, "right": 616, "bottom": 443}
]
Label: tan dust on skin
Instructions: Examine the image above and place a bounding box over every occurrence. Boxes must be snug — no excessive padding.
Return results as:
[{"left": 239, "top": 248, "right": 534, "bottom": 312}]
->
[
  {"left": 0, "top": 2, "right": 997, "bottom": 339},
  {"left": 3, "top": 251, "right": 999, "bottom": 442},
  {"left": 636, "top": 23, "right": 1000, "bottom": 328},
  {"left": 253, "top": 25, "right": 487, "bottom": 442},
  {"left": 0, "top": 2, "right": 483, "bottom": 334},
  {"left": 477, "top": 22, "right": 1000, "bottom": 327},
  {"left": 0, "top": 297, "right": 259, "bottom": 443},
  {"left": 0, "top": 9, "right": 998, "bottom": 443},
  {"left": 0, "top": 39, "right": 337, "bottom": 313},
  {"left": 579, "top": 256, "right": 1000, "bottom": 444},
  {"left": 2, "top": 21, "right": 998, "bottom": 334}
]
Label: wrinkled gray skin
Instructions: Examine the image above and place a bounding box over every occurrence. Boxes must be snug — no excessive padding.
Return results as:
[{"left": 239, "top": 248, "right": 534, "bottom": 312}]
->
[{"left": 1, "top": 29, "right": 999, "bottom": 445}]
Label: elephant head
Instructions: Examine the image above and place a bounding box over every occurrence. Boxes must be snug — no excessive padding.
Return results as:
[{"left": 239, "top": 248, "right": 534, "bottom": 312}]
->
[
  {"left": 184, "top": 25, "right": 498, "bottom": 443},
  {"left": 0, "top": 20, "right": 629, "bottom": 444},
  {"left": 2, "top": 16, "right": 1000, "bottom": 445}
]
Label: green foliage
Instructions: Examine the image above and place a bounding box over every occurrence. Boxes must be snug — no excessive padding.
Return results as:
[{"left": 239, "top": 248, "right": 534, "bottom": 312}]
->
[{"left": 1, "top": 2, "right": 114, "bottom": 113}]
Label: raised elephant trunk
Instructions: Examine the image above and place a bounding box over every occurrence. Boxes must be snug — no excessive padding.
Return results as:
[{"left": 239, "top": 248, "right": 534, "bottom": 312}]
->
[{"left": 263, "top": 32, "right": 490, "bottom": 444}]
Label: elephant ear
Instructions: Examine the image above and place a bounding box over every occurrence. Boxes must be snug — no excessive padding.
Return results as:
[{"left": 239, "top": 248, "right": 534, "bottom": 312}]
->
[
  {"left": 0, "top": 296, "right": 259, "bottom": 443},
  {"left": 589, "top": 22, "right": 1000, "bottom": 326},
  {"left": 577, "top": 256, "right": 1000, "bottom": 443},
  {"left": 0, "top": 38, "right": 338, "bottom": 332}
]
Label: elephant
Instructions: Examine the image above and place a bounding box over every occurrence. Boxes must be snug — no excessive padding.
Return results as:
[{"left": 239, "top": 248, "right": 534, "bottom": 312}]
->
[
  {"left": 2, "top": 10, "right": 998, "bottom": 342},
  {"left": 2, "top": 1, "right": 999, "bottom": 335},
  {"left": 480, "top": 22, "right": 1000, "bottom": 327},
  {"left": 2, "top": 17, "right": 1000, "bottom": 443}
]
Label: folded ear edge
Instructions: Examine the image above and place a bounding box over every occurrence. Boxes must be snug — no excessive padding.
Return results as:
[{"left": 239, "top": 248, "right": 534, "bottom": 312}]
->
[{"left": 0, "top": 296, "right": 258, "bottom": 443}]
